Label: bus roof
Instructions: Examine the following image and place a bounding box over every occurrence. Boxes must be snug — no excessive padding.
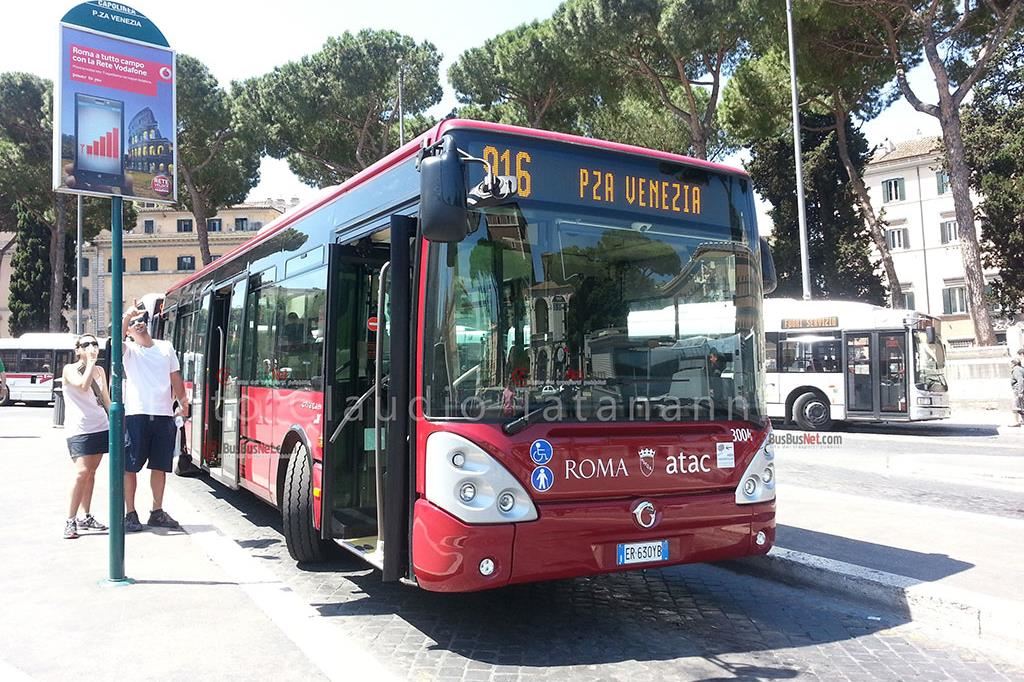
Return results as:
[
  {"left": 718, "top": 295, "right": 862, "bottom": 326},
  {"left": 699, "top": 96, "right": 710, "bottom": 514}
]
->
[
  {"left": 763, "top": 298, "right": 939, "bottom": 332},
  {"left": 0, "top": 333, "right": 79, "bottom": 350},
  {"left": 165, "top": 119, "right": 748, "bottom": 296}
]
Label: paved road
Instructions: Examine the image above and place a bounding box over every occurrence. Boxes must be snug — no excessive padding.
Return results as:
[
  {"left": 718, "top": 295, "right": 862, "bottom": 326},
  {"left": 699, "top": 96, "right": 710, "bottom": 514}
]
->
[{"left": 6, "top": 404, "right": 1020, "bottom": 681}]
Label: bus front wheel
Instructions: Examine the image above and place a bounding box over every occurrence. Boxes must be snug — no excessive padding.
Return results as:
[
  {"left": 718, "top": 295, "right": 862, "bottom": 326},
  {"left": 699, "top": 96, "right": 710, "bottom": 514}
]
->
[
  {"left": 793, "top": 392, "right": 832, "bottom": 431},
  {"left": 282, "top": 440, "right": 328, "bottom": 563}
]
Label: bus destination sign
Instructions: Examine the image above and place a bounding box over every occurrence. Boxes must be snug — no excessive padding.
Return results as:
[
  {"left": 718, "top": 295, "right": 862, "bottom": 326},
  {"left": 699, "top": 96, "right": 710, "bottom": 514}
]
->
[{"left": 781, "top": 317, "right": 840, "bottom": 330}]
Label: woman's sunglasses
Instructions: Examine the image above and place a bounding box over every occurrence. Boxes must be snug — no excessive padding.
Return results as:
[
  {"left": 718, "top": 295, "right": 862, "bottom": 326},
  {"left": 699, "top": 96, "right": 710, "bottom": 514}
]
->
[{"left": 76, "top": 341, "right": 99, "bottom": 349}]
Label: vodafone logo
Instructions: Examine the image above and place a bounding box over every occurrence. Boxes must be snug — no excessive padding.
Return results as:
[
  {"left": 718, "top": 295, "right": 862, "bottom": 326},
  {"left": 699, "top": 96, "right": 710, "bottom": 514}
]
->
[
  {"left": 159, "top": 66, "right": 172, "bottom": 80},
  {"left": 151, "top": 175, "right": 171, "bottom": 195}
]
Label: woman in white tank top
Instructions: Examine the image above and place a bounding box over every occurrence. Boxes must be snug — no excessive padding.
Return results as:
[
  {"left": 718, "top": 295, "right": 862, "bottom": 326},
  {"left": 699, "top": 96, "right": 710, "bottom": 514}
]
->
[{"left": 61, "top": 334, "right": 111, "bottom": 539}]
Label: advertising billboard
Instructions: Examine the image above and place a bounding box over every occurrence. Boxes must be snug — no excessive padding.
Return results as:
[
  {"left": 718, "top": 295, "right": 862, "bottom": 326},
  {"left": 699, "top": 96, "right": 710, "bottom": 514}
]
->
[{"left": 54, "top": 3, "right": 176, "bottom": 203}]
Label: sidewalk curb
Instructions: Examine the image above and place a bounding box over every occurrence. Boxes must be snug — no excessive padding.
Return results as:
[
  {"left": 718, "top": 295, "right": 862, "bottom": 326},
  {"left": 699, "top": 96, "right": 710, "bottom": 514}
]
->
[{"left": 724, "top": 547, "right": 1024, "bottom": 648}]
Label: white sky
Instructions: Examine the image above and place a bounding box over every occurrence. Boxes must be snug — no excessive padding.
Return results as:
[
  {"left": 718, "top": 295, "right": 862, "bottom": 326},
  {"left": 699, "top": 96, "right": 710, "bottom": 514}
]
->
[{"left": 2, "top": 0, "right": 942, "bottom": 215}]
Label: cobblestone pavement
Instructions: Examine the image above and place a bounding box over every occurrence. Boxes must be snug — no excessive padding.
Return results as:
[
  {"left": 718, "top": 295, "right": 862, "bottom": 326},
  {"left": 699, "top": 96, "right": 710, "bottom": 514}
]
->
[{"left": 172, "top": 476, "right": 1021, "bottom": 681}]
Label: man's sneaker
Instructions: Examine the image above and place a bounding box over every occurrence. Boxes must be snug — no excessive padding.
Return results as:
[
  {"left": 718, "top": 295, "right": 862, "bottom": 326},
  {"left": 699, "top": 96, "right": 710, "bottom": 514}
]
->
[
  {"left": 77, "top": 514, "right": 108, "bottom": 531},
  {"left": 64, "top": 518, "right": 78, "bottom": 539},
  {"left": 124, "top": 510, "right": 144, "bottom": 533},
  {"left": 147, "top": 509, "right": 181, "bottom": 529}
]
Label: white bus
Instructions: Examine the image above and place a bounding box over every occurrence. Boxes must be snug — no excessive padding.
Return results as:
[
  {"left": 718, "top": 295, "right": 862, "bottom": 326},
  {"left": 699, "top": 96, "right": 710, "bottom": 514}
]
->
[
  {"left": 764, "top": 298, "right": 950, "bottom": 430},
  {"left": 0, "top": 333, "right": 80, "bottom": 406}
]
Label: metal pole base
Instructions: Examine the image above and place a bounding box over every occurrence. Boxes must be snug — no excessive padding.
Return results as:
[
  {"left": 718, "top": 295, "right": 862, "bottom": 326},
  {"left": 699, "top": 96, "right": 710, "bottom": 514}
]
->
[{"left": 99, "top": 577, "right": 135, "bottom": 587}]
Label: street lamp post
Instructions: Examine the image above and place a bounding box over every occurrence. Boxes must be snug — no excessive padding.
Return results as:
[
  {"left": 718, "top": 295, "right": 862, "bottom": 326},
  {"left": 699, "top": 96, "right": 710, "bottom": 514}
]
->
[{"left": 786, "top": 0, "right": 812, "bottom": 300}]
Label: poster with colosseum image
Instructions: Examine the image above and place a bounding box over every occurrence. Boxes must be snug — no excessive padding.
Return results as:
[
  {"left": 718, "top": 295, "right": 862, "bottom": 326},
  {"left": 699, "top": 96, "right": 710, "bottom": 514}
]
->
[{"left": 54, "top": 18, "right": 176, "bottom": 203}]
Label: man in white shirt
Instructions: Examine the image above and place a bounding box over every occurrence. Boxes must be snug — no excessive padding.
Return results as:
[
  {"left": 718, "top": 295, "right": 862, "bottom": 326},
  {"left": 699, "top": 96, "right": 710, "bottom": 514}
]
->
[{"left": 121, "top": 304, "right": 190, "bottom": 532}]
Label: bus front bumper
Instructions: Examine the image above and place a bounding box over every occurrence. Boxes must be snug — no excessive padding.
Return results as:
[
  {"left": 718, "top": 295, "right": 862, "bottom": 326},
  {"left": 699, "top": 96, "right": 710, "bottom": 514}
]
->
[{"left": 411, "top": 494, "right": 775, "bottom": 593}]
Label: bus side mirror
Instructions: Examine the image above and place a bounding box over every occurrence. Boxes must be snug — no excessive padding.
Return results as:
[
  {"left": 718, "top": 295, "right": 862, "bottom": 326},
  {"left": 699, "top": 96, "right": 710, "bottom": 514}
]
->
[
  {"left": 926, "top": 326, "right": 936, "bottom": 344},
  {"left": 419, "top": 134, "right": 470, "bottom": 243},
  {"left": 760, "top": 237, "right": 777, "bottom": 295}
]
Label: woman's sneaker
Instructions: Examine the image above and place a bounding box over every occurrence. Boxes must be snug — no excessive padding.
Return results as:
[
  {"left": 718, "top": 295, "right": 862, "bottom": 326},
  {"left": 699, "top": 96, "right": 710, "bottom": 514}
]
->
[
  {"left": 77, "top": 514, "right": 108, "bottom": 531},
  {"left": 64, "top": 518, "right": 78, "bottom": 539}
]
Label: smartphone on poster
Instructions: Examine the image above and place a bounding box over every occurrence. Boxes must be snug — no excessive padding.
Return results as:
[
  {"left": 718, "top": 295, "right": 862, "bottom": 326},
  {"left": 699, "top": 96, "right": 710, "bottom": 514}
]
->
[{"left": 74, "top": 93, "right": 125, "bottom": 191}]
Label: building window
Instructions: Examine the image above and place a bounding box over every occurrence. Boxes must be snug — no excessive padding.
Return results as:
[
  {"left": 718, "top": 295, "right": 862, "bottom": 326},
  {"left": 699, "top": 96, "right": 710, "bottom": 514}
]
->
[
  {"left": 211, "top": 254, "right": 222, "bottom": 261},
  {"left": 177, "top": 219, "right": 193, "bottom": 233},
  {"left": 900, "top": 290, "right": 915, "bottom": 310},
  {"left": 79, "top": 257, "right": 90, "bottom": 278},
  {"left": 207, "top": 218, "right": 222, "bottom": 232},
  {"left": 177, "top": 256, "right": 196, "bottom": 271},
  {"left": 942, "top": 285, "right": 968, "bottom": 315},
  {"left": 140, "top": 257, "right": 159, "bottom": 272},
  {"left": 940, "top": 219, "right": 959, "bottom": 244},
  {"left": 234, "top": 217, "right": 249, "bottom": 231},
  {"left": 886, "top": 227, "right": 909, "bottom": 250},
  {"left": 81, "top": 287, "right": 91, "bottom": 309},
  {"left": 882, "top": 178, "right": 905, "bottom": 203},
  {"left": 936, "top": 171, "right": 950, "bottom": 195},
  {"left": 107, "top": 258, "right": 126, "bottom": 272},
  {"left": 144, "top": 219, "right": 155, "bottom": 234}
]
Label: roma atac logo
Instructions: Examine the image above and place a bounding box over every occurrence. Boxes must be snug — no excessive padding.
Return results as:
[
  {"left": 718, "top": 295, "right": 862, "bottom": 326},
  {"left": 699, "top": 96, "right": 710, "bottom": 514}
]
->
[{"left": 638, "top": 448, "right": 656, "bottom": 478}]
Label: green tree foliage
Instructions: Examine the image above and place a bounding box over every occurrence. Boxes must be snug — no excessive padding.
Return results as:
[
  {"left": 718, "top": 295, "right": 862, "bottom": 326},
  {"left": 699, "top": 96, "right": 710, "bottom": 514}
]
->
[
  {"left": 720, "top": 3, "right": 918, "bottom": 307},
  {"left": 963, "top": 32, "right": 1024, "bottom": 318},
  {"left": 583, "top": 90, "right": 694, "bottom": 154},
  {"left": 8, "top": 207, "right": 53, "bottom": 336},
  {"left": 831, "top": 0, "right": 1024, "bottom": 344},
  {"left": 236, "top": 30, "right": 442, "bottom": 187},
  {"left": 558, "top": 0, "right": 754, "bottom": 160},
  {"left": 176, "top": 54, "right": 262, "bottom": 265},
  {"left": 749, "top": 115, "right": 885, "bottom": 303},
  {"left": 449, "top": 20, "right": 601, "bottom": 130},
  {"left": 0, "top": 73, "right": 51, "bottom": 232}
]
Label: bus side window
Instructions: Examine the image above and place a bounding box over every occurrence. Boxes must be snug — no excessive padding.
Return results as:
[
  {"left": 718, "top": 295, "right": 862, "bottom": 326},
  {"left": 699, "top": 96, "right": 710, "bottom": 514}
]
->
[{"left": 764, "top": 332, "right": 778, "bottom": 372}]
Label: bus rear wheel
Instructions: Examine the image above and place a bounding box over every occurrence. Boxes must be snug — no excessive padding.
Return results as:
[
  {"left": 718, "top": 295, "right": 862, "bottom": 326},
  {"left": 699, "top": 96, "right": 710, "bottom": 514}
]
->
[
  {"left": 793, "top": 392, "right": 832, "bottom": 431},
  {"left": 282, "top": 440, "right": 328, "bottom": 563}
]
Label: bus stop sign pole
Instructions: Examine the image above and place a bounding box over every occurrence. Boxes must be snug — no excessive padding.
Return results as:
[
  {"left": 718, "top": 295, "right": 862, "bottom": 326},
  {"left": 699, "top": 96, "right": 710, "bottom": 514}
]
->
[{"left": 107, "top": 195, "right": 129, "bottom": 584}]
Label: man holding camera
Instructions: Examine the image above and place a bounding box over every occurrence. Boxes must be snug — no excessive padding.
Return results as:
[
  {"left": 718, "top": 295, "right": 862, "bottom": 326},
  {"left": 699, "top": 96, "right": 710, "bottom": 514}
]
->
[{"left": 121, "top": 301, "right": 190, "bottom": 532}]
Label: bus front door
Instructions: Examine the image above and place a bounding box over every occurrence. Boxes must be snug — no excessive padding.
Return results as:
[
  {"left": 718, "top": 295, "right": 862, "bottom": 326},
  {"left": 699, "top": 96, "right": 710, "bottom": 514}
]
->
[
  {"left": 321, "top": 243, "right": 388, "bottom": 566},
  {"left": 211, "top": 279, "right": 245, "bottom": 488},
  {"left": 844, "top": 331, "right": 908, "bottom": 419}
]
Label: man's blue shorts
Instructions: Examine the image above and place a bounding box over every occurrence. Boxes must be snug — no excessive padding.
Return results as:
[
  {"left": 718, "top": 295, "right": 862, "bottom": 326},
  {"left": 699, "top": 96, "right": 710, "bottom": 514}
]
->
[{"left": 125, "top": 415, "right": 176, "bottom": 473}]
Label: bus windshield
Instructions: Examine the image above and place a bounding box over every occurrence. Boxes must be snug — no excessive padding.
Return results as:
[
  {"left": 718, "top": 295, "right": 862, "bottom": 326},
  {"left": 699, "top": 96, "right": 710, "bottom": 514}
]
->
[
  {"left": 424, "top": 200, "right": 764, "bottom": 422},
  {"left": 913, "top": 328, "right": 947, "bottom": 392}
]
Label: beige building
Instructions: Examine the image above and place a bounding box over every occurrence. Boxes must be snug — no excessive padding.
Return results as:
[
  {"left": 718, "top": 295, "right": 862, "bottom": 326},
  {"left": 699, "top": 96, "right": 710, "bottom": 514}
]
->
[
  {"left": 74, "top": 200, "right": 293, "bottom": 336},
  {"left": 865, "top": 137, "right": 1003, "bottom": 347}
]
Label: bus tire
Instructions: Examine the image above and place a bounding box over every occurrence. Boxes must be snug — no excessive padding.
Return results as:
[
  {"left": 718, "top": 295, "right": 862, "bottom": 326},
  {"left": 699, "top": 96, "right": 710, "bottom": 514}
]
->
[
  {"left": 0, "top": 385, "right": 8, "bottom": 406},
  {"left": 793, "top": 391, "right": 832, "bottom": 431},
  {"left": 282, "top": 439, "right": 327, "bottom": 563}
]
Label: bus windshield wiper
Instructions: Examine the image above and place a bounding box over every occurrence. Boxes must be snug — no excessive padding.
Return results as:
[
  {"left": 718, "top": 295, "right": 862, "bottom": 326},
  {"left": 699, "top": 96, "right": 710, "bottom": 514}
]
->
[{"left": 502, "top": 384, "right": 577, "bottom": 435}]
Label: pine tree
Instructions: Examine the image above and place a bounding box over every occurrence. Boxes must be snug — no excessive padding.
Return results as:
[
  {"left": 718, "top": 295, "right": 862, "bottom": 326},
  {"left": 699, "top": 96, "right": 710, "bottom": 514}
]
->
[
  {"left": 8, "top": 206, "right": 55, "bottom": 336},
  {"left": 748, "top": 114, "right": 886, "bottom": 303}
]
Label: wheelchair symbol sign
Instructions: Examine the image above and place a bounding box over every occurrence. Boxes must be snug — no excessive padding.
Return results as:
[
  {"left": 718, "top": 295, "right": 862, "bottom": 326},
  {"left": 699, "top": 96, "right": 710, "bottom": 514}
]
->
[{"left": 530, "top": 439, "right": 553, "bottom": 465}]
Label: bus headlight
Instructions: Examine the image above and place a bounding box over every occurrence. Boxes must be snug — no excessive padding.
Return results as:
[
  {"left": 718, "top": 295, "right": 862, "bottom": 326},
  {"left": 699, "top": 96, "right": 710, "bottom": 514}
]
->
[
  {"left": 736, "top": 432, "right": 777, "bottom": 505},
  {"left": 917, "top": 397, "right": 933, "bottom": 406},
  {"left": 426, "top": 432, "right": 538, "bottom": 524}
]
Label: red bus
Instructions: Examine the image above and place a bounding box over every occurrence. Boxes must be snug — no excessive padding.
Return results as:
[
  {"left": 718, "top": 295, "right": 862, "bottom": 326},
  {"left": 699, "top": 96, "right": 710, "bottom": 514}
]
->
[{"left": 160, "top": 119, "right": 778, "bottom": 592}]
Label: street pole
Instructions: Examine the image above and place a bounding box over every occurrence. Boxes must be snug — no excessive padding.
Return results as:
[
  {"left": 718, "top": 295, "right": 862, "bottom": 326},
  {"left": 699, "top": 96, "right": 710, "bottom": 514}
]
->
[
  {"left": 107, "top": 195, "right": 129, "bottom": 584},
  {"left": 786, "top": 0, "right": 812, "bottom": 300},
  {"left": 398, "top": 57, "right": 405, "bottom": 146},
  {"left": 76, "top": 195, "right": 83, "bottom": 334}
]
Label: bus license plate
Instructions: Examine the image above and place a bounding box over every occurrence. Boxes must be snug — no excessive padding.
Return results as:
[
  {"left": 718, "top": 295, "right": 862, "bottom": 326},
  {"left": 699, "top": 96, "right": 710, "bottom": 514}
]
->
[{"left": 616, "top": 540, "right": 669, "bottom": 566}]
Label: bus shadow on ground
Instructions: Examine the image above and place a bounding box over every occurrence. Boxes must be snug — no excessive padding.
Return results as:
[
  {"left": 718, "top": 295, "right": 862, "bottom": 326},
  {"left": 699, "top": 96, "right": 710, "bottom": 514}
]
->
[
  {"left": 179, "top": 474, "right": 909, "bottom": 674},
  {"left": 775, "top": 525, "right": 974, "bottom": 583}
]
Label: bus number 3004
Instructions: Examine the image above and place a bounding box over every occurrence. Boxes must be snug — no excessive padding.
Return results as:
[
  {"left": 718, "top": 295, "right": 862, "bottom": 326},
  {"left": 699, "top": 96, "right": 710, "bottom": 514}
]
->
[{"left": 482, "top": 146, "right": 532, "bottom": 198}]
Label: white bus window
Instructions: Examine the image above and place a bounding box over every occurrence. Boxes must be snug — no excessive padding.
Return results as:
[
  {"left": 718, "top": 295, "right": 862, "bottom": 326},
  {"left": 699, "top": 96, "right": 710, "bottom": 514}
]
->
[{"left": 779, "top": 336, "right": 840, "bottom": 373}]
